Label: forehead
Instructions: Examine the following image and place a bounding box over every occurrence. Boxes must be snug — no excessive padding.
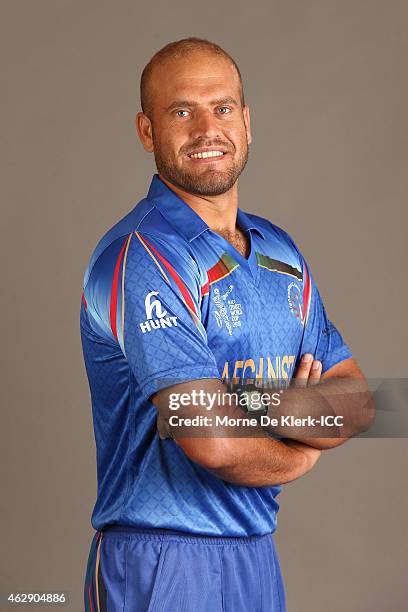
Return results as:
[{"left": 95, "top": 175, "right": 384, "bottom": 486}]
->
[{"left": 150, "top": 53, "right": 241, "bottom": 107}]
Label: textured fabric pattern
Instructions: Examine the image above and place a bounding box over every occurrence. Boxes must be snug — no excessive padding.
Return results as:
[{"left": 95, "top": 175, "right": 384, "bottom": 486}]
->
[{"left": 80, "top": 174, "right": 352, "bottom": 536}]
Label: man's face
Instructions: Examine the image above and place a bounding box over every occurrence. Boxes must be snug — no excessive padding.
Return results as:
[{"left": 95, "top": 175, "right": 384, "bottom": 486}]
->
[{"left": 140, "top": 53, "right": 251, "bottom": 196}]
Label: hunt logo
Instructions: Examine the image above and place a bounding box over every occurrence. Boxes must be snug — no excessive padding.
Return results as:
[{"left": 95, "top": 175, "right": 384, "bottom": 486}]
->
[{"left": 140, "top": 291, "right": 178, "bottom": 333}]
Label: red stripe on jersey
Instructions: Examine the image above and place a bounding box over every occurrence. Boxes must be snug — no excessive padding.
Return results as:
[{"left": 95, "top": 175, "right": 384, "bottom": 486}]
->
[
  {"left": 88, "top": 584, "right": 93, "bottom": 612},
  {"left": 110, "top": 238, "right": 128, "bottom": 341},
  {"left": 201, "top": 255, "right": 238, "bottom": 296},
  {"left": 139, "top": 234, "right": 198, "bottom": 317},
  {"left": 207, "top": 260, "right": 228, "bottom": 284},
  {"left": 201, "top": 282, "right": 210, "bottom": 297},
  {"left": 302, "top": 261, "right": 311, "bottom": 325},
  {"left": 82, "top": 291, "right": 87, "bottom": 310}
]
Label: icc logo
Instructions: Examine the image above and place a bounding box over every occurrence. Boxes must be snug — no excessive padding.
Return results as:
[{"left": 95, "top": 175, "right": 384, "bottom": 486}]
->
[{"left": 140, "top": 291, "right": 178, "bottom": 333}]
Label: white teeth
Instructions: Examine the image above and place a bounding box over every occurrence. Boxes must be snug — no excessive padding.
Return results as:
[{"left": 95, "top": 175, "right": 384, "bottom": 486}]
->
[{"left": 189, "top": 150, "right": 224, "bottom": 159}]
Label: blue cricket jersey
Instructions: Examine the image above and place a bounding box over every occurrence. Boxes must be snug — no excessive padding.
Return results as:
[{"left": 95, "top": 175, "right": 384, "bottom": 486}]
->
[{"left": 80, "top": 174, "right": 352, "bottom": 536}]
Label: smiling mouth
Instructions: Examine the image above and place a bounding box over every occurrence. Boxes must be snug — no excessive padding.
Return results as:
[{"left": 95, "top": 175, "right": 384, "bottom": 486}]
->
[{"left": 188, "top": 150, "right": 227, "bottom": 160}]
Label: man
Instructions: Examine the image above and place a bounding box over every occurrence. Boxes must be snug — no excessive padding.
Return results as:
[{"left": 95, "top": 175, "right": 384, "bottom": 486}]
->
[{"left": 81, "top": 37, "right": 371, "bottom": 611}]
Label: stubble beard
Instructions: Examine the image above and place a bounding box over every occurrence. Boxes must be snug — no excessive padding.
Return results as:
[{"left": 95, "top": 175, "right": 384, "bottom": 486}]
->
[{"left": 152, "top": 134, "right": 249, "bottom": 197}]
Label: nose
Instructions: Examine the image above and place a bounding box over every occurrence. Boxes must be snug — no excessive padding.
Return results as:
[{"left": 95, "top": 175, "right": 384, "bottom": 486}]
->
[{"left": 190, "top": 108, "right": 220, "bottom": 140}]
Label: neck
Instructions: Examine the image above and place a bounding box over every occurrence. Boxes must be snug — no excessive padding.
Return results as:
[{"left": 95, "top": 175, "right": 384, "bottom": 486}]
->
[{"left": 159, "top": 174, "right": 239, "bottom": 234}]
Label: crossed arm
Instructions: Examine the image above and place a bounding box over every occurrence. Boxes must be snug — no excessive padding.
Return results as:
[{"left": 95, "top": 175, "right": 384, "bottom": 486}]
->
[{"left": 151, "top": 355, "right": 374, "bottom": 488}]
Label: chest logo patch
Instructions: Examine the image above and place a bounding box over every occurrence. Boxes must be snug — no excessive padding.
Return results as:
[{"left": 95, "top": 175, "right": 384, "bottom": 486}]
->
[{"left": 287, "top": 282, "right": 304, "bottom": 325}]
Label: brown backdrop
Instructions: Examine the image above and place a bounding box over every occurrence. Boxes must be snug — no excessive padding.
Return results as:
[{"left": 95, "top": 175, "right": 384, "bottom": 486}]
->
[{"left": 2, "top": 1, "right": 407, "bottom": 610}]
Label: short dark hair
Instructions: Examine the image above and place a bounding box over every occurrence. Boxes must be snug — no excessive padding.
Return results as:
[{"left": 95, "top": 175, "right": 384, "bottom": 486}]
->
[{"left": 140, "top": 37, "right": 245, "bottom": 118}]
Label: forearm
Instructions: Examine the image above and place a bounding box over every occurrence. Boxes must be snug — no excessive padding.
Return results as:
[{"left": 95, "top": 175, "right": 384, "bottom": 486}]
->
[
  {"left": 176, "top": 435, "right": 321, "bottom": 487},
  {"left": 154, "top": 378, "right": 333, "bottom": 484}
]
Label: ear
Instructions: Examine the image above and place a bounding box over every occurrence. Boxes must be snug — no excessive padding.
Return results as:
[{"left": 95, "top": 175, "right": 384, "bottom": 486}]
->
[
  {"left": 136, "top": 112, "right": 154, "bottom": 152},
  {"left": 243, "top": 105, "right": 252, "bottom": 146}
]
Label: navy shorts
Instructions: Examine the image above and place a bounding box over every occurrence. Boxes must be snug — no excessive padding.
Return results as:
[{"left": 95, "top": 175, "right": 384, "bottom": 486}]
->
[{"left": 84, "top": 526, "right": 286, "bottom": 611}]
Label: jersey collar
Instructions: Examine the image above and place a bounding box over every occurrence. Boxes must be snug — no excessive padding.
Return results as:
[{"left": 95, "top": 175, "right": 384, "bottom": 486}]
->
[{"left": 147, "top": 174, "right": 265, "bottom": 242}]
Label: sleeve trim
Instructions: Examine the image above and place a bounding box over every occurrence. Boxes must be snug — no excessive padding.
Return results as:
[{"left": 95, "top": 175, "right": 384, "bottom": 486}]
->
[
  {"left": 321, "top": 348, "right": 353, "bottom": 375},
  {"left": 136, "top": 365, "right": 222, "bottom": 401}
]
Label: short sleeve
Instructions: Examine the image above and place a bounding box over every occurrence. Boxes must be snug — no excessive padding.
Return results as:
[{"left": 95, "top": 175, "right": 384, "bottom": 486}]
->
[
  {"left": 119, "top": 232, "right": 221, "bottom": 399},
  {"left": 297, "top": 256, "right": 353, "bottom": 375}
]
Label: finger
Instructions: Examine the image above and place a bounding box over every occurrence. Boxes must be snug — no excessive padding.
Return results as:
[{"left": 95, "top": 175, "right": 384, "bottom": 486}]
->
[
  {"left": 293, "top": 353, "right": 314, "bottom": 387},
  {"left": 308, "top": 360, "right": 322, "bottom": 386}
]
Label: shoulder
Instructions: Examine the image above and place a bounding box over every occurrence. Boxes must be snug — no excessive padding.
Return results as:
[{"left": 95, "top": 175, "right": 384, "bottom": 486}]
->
[
  {"left": 82, "top": 197, "right": 200, "bottom": 335},
  {"left": 83, "top": 197, "right": 197, "bottom": 290},
  {"left": 83, "top": 197, "right": 153, "bottom": 288}
]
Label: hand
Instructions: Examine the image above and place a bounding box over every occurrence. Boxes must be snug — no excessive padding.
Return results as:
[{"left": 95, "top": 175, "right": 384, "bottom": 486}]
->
[{"left": 292, "top": 353, "right": 322, "bottom": 388}]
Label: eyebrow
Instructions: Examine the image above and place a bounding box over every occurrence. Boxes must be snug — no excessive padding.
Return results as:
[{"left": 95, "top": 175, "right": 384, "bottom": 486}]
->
[{"left": 165, "top": 96, "right": 240, "bottom": 113}]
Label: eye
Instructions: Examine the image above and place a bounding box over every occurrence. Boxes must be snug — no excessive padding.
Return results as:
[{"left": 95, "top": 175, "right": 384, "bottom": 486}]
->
[
  {"left": 218, "top": 106, "right": 231, "bottom": 114},
  {"left": 175, "top": 110, "right": 190, "bottom": 118}
]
